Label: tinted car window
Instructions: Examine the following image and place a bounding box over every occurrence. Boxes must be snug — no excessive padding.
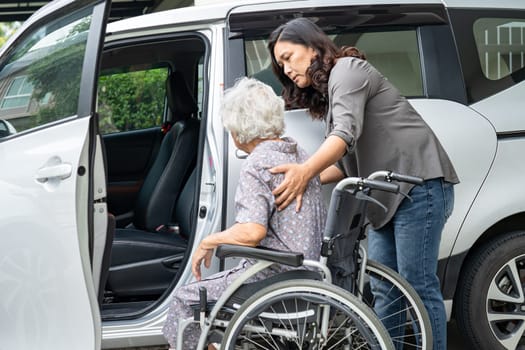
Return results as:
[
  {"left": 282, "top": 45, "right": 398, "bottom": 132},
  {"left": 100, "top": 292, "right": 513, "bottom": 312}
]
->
[
  {"left": 474, "top": 18, "right": 525, "bottom": 81},
  {"left": 244, "top": 29, "right": 423, "bottom": 98},
  {"left": 449, "top": 9, "right": 525, "bottom": 103},
  {"left": 335, "top": 30, "right": 423, "bottom": 97},
  {"left": 0, "top": 7, "right": 94, "bottom": 133}
]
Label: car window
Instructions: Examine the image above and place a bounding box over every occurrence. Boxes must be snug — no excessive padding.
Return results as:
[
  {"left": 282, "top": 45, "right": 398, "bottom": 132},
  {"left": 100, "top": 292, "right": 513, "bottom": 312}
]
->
[
  {"left": 97, "top": 66, "right": 168, "bottom": 134},
  {"left": 244, "top": 29, "right": 423, "bottom": 99},
  {"left": 449, "top": 9, "right": 525, "bottom": 103},
  {"left": 0, "top": 7, "right": 94, "bottom": 134},
  {"left": 473, "top": 18, "right": 525, "bottom": 81},
  {"left": 0, "top": 10, "right": 95, "bottom": 132},
  {"left": 336, "top": 30, "right": 423, "bottom": 97}
]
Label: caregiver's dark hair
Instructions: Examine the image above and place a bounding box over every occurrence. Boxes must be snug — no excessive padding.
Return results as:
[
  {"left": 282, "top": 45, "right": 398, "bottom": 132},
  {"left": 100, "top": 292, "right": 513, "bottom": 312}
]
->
[{"left": 268, "top": 18, "right": 365, "bottom": 120}]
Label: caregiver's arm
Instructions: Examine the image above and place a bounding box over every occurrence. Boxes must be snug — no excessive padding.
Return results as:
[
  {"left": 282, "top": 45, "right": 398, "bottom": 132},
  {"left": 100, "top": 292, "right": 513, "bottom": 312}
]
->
[
  {"left": 270, "top": 135, "right": 346, "bottom": 211},
  {"left": 320, "top": 165, "right": 345, "bottom": 185}
]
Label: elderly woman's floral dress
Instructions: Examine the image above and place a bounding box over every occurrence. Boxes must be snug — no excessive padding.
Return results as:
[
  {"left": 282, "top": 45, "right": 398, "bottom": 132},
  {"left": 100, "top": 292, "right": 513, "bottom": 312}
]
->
[{"left": 162, "top": 137, "right": 326, "bottom": 349}]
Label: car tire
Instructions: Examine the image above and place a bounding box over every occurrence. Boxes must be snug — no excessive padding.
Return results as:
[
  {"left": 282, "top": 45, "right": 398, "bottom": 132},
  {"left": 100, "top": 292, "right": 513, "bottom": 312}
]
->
[{"left": 455, "top": 230, "right": 525, "bottom": 350}]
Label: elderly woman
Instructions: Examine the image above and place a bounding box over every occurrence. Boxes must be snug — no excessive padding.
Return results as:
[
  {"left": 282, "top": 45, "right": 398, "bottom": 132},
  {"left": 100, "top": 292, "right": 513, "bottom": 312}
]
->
[{"left": 162, "top": 77, "right": 326, "bottom": 349}]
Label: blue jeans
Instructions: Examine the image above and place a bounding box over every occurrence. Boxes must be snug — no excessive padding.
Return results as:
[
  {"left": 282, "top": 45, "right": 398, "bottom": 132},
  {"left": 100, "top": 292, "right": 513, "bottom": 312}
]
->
[{"left": 368, "top": 178, "right": 454, "bottom": 350}]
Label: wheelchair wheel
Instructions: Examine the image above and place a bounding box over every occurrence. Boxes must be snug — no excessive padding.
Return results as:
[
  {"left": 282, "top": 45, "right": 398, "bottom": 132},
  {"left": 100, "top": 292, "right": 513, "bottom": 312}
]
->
[
  {"left": 221, "top": 279, "right": 394, "bottom": 350},
  {"left": 360, "top": 260, "right": 432, "bottom": 350}
]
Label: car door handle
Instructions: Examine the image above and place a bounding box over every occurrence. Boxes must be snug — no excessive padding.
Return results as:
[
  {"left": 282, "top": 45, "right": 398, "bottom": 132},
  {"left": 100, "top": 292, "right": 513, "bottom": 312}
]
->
[{"left": 35, "top": 163, "right": 73, "bottom": 183}]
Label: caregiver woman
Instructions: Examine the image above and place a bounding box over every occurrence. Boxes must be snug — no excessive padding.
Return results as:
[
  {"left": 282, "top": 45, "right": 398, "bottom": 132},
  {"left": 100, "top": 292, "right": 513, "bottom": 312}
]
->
[{"left": 268, "top": 17, "right": 458, "bottom": 350}]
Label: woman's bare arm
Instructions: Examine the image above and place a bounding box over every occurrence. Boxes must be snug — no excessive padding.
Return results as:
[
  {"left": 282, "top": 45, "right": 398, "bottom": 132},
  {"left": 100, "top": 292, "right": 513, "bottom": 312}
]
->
[
  {"left": 200, "top": 223, "right": 266, "bottom": 249},
  {"left": 191, "top": 223, "right": 266, "bottom": 280},
  {"left": 320, "top": 165, "right": 345, "bottom": 184}
]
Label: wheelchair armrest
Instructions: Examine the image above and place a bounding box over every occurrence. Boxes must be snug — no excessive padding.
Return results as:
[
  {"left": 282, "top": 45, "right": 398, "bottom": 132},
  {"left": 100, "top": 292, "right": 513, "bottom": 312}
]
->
[{"left": 215, "top": 244, "right": 304, "bottom": 267}]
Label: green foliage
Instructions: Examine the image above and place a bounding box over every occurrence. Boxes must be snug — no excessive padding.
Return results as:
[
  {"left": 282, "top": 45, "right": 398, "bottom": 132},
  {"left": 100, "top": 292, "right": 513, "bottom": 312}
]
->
[
  {"left": 97, "top": 68, "right": 168, "bottom": 134},
  {"left": 0, "top": 22, "right": 21, "bottom": 48}
]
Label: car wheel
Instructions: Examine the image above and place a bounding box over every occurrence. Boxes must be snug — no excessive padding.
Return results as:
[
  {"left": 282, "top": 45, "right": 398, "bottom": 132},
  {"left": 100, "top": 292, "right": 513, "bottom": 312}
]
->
[{"left": 455, "top": 230, "right": 525, "bottom": 350}]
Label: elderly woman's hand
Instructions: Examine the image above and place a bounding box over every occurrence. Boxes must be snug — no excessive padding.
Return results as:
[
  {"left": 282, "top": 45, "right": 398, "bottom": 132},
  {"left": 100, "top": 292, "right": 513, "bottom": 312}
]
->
[
  {"left": 270, "top": 163, "right": 310, "bottom": 212},
  {"left": 191, "top": 244, "right": 213, "bottom": 281}
]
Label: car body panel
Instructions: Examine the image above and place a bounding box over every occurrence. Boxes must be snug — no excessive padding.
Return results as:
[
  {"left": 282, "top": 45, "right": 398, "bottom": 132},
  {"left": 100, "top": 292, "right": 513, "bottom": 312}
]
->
[
  {"left": 408, "top": 99, "right": 497, "bottom": 256},
  {"left": 443, "top": 0, "right": 524, "bottom": 9},
  {"left": 228, "top": 0, "right": 443, "bottom": 16},
  {"left": 0, "top": 118, "right": 97, "bottom": 349},
  {"left": 450, "top": 82, "right": 525, "bottom": 252},
  {"left": 451, "top": 137, "right": 525, "bottom": 253},
  {"left": 0, "top": 0, "right": 110, "bottom": 348},
  {"left": 470, "top": 81, "right": 525, "bottom": 133},
  {"left": 105, "top": 0, "right": 445, "bottom": 40}
]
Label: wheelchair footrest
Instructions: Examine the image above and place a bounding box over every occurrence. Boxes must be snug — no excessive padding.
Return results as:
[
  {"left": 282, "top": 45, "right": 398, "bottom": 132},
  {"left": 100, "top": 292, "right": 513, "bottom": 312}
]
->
[{"left": 190, "top": 301, "right": 216, "bottom": 321}]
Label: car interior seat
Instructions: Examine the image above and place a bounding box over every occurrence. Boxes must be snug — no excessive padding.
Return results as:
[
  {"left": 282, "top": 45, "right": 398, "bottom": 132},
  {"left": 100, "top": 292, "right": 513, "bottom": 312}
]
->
[
  {"left": 104, "top": 70, "right": 200, "bottom": 299},
  {"left": 132, "top": 70, "right": 200, "bottom": 232},
  {"left": 107, "top": 169, "right": 197, "bottom": 298}
]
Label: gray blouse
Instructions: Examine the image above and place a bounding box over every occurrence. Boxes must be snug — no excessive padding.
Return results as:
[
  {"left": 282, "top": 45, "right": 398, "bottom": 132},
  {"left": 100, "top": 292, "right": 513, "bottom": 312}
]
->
[{"left": 326, "top": 57, "right": 459, "bottom": 229}]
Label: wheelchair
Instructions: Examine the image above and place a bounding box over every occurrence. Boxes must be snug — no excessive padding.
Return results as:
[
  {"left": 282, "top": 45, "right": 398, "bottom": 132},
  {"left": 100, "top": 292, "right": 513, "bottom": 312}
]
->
[
  {"left": 325, "top": 171, "right": 433, "bottom": 350},
  {"left": 176, "top": 172, "right": 432, "bottom": 350}
]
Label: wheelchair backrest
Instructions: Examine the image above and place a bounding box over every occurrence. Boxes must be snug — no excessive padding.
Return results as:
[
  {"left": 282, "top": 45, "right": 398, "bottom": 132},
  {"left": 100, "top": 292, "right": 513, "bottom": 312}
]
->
[
  {"left": 324, "top": 187, "right": 368, "bottom": 243},
  {"left": 323, "top": 187, "right": 369, "bottom": 292}
]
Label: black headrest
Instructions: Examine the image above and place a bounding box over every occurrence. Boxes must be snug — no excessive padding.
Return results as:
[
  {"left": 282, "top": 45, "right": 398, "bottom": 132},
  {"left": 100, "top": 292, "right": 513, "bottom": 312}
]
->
[{"left": 166, "top": 70, "right": 198, "bottom": 122}]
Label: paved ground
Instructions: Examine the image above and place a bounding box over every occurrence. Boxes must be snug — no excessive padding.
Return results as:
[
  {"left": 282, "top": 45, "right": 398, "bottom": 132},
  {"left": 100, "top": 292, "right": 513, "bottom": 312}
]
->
[{"left": 115, "top": 319, "right": 469, "bottom": 349}]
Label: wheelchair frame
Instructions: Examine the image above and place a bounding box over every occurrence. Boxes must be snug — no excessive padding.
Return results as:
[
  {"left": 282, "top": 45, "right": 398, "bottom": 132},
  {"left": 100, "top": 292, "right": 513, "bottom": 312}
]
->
[{"left": 175, "top": 171, "right": 431, "bottom": 350}]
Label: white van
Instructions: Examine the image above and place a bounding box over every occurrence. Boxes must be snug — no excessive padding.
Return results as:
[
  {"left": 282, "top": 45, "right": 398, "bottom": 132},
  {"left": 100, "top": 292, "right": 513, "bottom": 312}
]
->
[{"left": 0, "top": 0, "right": 524, "bottom": 349}]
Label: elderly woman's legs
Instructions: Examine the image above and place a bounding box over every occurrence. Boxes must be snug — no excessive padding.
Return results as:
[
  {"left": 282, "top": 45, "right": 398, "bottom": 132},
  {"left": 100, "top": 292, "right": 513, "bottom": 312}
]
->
[
  {"left": 162, "top": 281, "right": 202, "bottom": 349},
  {"left": 162, "top": 262, "right": 252, "bottom": 348}
]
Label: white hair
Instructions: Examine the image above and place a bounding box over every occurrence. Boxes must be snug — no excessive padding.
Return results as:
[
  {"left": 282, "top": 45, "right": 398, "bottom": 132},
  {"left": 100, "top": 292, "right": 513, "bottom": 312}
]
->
[{"left": 221, "top": 77, "right": 285, "bottom": 144}]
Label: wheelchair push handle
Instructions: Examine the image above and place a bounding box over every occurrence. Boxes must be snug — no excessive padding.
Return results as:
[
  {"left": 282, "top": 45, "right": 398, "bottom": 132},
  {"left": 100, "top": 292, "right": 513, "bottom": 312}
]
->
[
  {"left": 334, "top": 177, "right": 399, "bottom": 193},
  {"left": 362, "top": 179, "right": 399, "bottom": 193},
  {"left": 368, "top": 170, "right": 424, "bottom": 185},
  {"left": 389, "top": 172, "right": 424, "bottom": 185}
]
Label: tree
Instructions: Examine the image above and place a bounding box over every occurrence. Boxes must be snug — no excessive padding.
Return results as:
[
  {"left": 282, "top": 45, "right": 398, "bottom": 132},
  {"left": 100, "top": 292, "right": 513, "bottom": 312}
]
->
[
  {"left": 0, "top": 22, "right": 21, "bottom": 48},
  {"left": 97, "top": 68, "right": 168, "bottom": 134}
]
